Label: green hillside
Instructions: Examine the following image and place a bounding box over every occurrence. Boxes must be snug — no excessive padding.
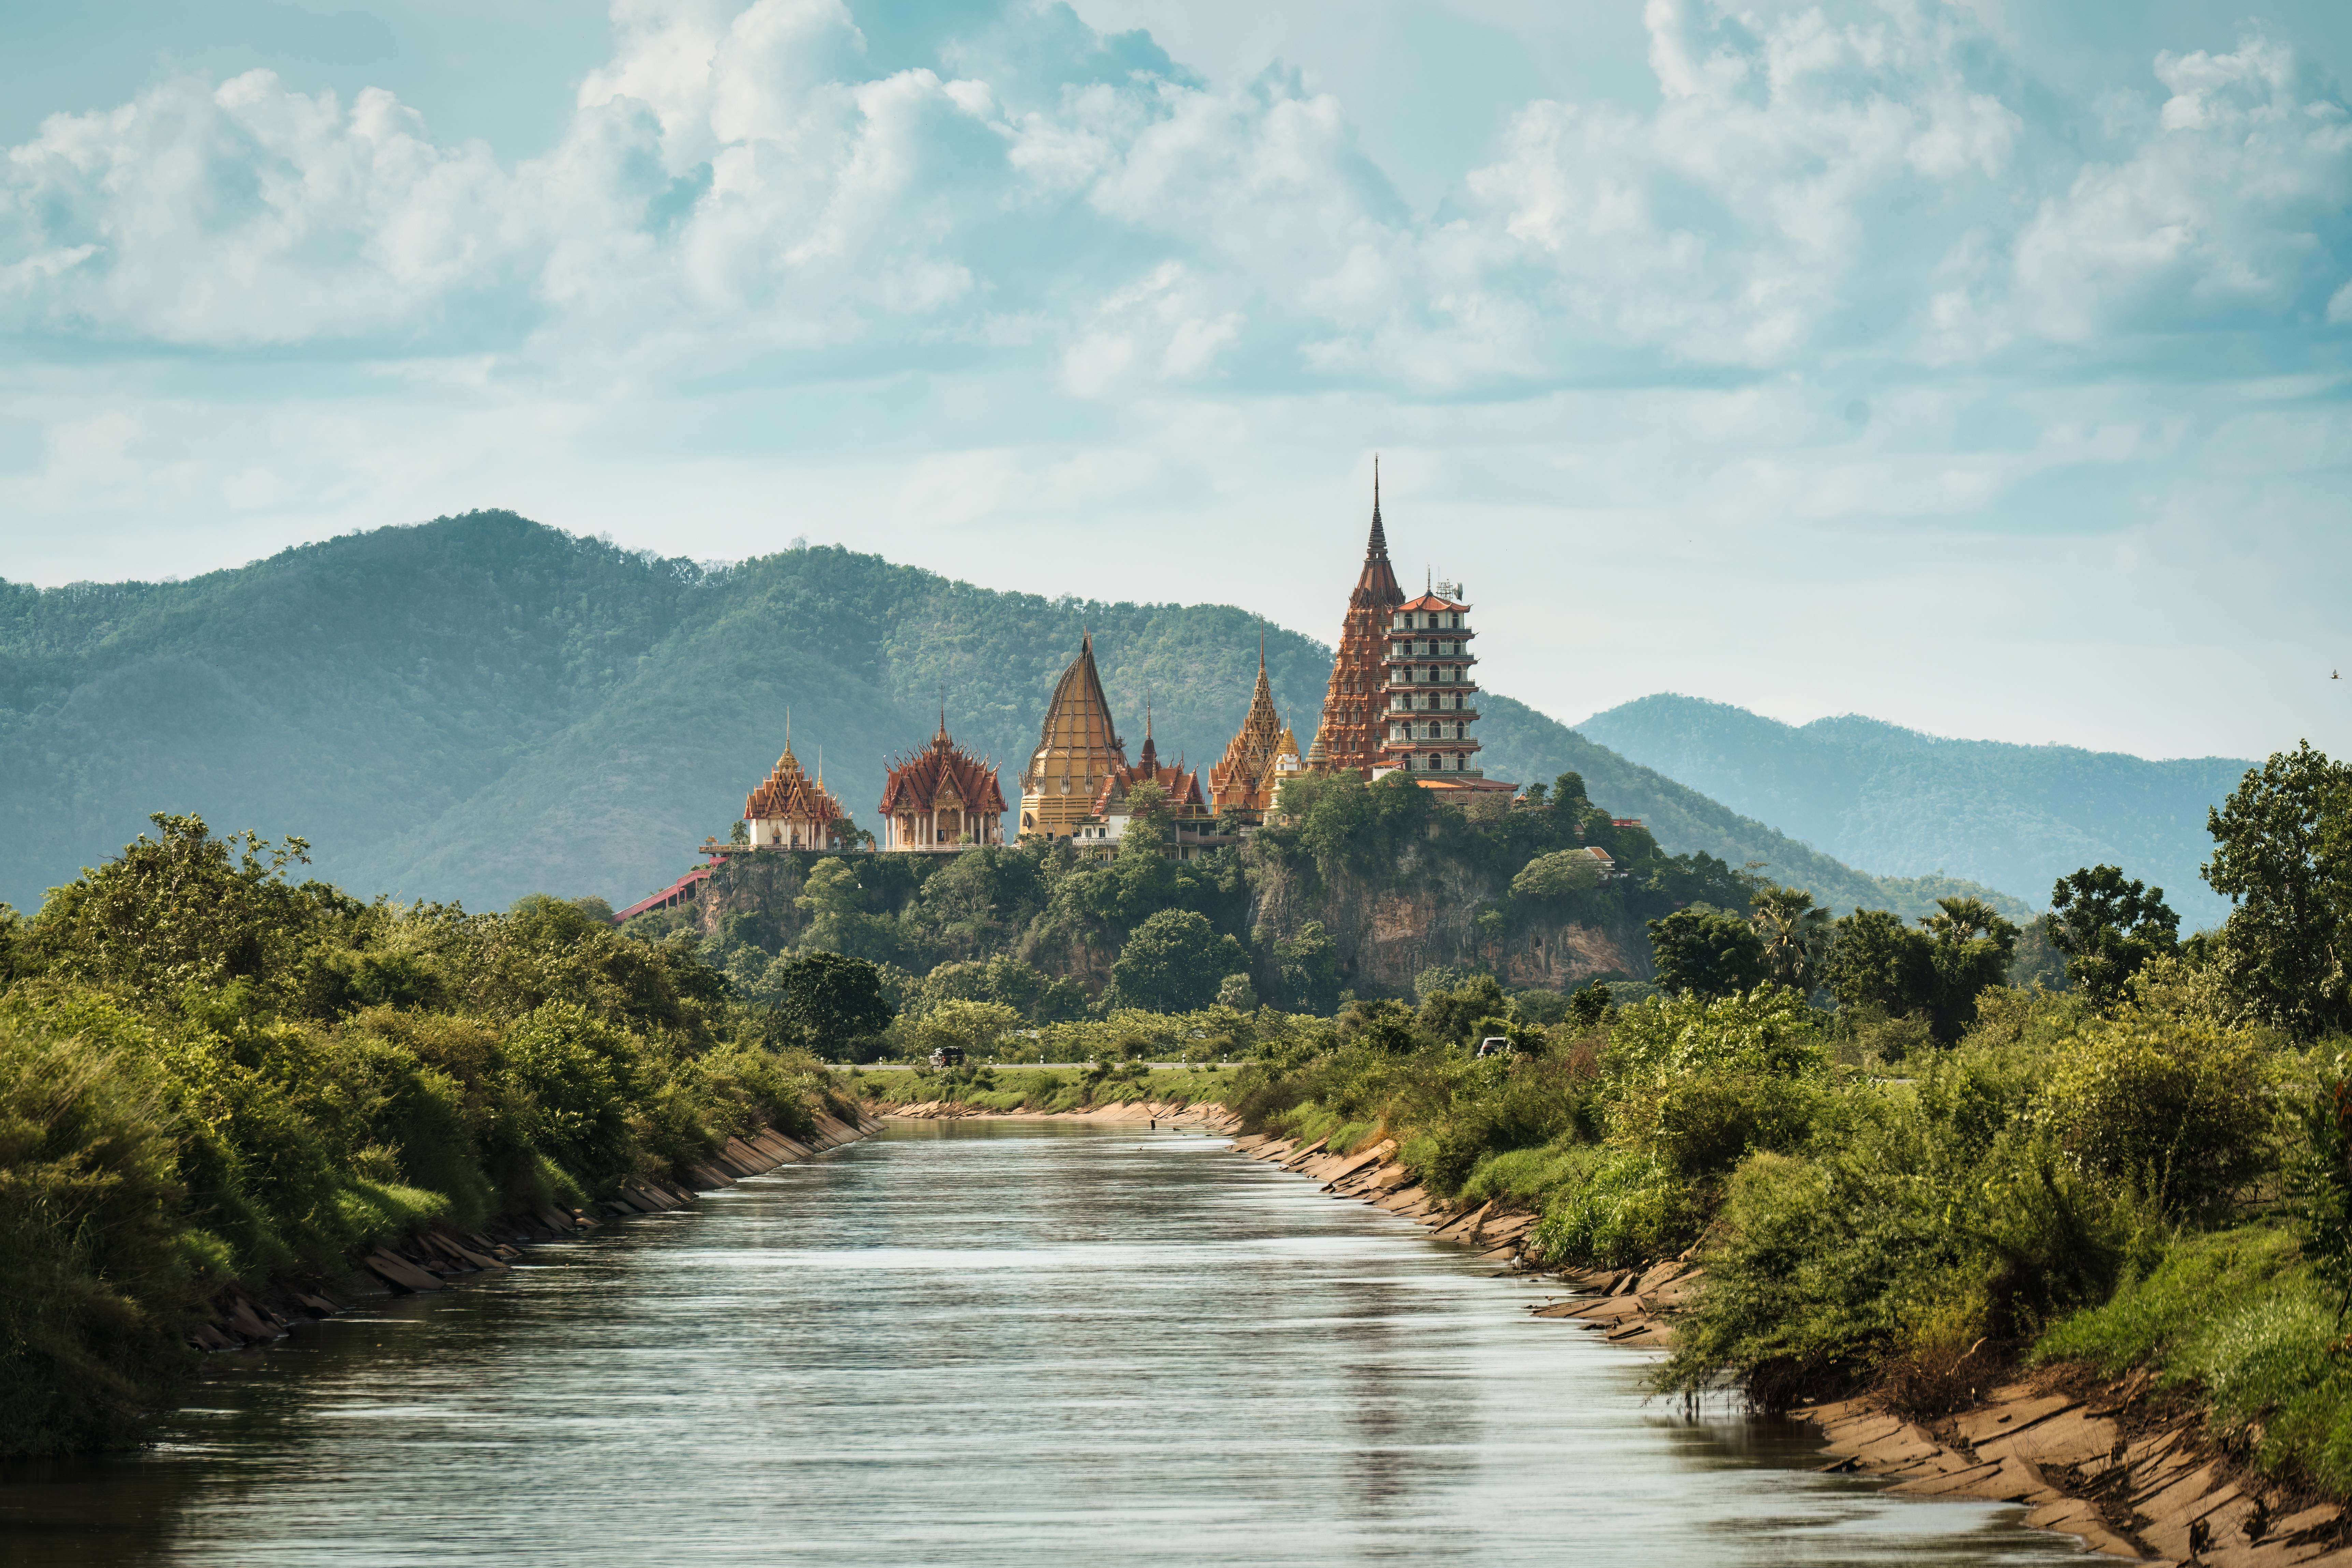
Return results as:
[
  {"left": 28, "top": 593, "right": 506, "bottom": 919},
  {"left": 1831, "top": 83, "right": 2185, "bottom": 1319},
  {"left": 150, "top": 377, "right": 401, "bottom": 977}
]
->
[
  {"left": 1, "top": 513, "right": 2016, "bottom": 919},
  {"left": 1580, "top": 693, "right": 2251, "bottom": 928}
]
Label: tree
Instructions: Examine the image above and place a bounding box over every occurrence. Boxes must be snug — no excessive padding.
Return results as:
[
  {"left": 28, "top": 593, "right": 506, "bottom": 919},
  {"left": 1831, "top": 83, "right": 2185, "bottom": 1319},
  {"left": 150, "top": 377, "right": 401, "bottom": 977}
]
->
[
  {"left": 1748, "top": 885, "right": 1831, "bottom": 993},
  {"left": 911, "top": 1000, "right": 1020, "bottom": 1063},
  {"left": 794, "top": 859, "right": 902, "bottom": 964},
  {"left": 1215, "top": 973, "right": 1258, "bottom": 1010},
  {"left": 1419, "top": 972, "right": 1508, "bottom": 1045},
  {"left": 1512, "top": 849, "right": 1602, "bottom": 900},
  {"left": 1647, "top": 906, "right": 1767, "bottom": 999},
  {"left": 2047, "top": 865, "right": 2179, "bottom": 1007},
  {"left": 1821, "top": 908, "right": 1934, "bottom": 1018},
  {"left": 1565, "top": 981, "right": 1614, "bottom": 1033},
  {"left": 768, "top": 950, "right": 895, "bottom": 1060},
  {"left": 1274, "top": 921, "right": 1342, "bottom": 1014},
  {"left": 1107, "top": 910, "right": 1247, "bottom": 1013},
  {"left": 2205, "top": 742, "right": 2352, "bottom": 1038},
  {"left": 1920, "top": 896, "right": 2019, "bottom": 1041}
]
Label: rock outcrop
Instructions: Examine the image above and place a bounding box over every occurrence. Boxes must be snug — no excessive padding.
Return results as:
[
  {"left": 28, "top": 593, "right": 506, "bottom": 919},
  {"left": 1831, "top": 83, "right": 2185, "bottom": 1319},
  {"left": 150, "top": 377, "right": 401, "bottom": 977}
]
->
[{"left": 1245, "top": 844, "right": 1649, "bottom": 994}]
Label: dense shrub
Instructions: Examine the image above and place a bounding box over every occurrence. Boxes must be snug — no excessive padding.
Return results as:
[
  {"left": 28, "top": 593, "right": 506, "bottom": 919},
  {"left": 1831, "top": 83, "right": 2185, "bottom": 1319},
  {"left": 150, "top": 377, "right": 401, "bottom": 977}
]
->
[{"left": 0, "top": 816, "right": 836, "bottom": 1457}]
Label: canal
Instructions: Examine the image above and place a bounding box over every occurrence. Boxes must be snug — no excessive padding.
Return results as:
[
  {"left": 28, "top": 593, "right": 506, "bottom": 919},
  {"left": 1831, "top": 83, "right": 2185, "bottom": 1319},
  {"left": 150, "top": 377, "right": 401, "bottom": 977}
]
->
[{"left": 3, "top": 1121, "right": 2081, "bottom": 1565}]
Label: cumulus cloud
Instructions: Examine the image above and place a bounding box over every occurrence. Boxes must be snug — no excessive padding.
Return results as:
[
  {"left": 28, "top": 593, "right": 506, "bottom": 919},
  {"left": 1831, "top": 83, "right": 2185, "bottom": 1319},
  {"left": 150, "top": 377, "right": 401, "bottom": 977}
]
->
[{"left": 3, "top": 0, "right": 2342, "bottom": 390}]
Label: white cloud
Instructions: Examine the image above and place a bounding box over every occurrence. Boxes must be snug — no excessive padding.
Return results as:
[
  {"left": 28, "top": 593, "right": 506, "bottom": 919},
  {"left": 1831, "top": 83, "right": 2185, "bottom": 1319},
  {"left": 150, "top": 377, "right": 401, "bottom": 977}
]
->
[{"left": 1, "top": 0, "right": 2349, "bottom": 765}]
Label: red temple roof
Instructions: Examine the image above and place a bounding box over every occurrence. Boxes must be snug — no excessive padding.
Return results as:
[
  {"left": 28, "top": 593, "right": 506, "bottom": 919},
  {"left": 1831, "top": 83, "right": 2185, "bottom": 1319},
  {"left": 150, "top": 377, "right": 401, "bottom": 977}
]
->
[{"left": 879, "top": 718, "right": 1007, "bottom": 817}]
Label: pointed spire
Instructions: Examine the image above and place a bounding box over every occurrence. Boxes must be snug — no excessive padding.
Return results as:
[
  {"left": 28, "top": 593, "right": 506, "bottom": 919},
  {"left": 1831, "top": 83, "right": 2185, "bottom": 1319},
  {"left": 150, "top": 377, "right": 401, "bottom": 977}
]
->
[{"left": 1369, "top": 454, "right": 1386, "bottom": 558}]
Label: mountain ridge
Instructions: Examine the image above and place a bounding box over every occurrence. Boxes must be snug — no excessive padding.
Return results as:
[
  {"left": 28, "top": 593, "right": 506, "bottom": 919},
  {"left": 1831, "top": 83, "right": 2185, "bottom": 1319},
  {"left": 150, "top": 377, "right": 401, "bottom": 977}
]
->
[
  {"left": 1578, "top": 692, "right": 2252, "bottom": 928},
  {"left": 2, "top": 513, "right": 2025, "bottom": 923}
]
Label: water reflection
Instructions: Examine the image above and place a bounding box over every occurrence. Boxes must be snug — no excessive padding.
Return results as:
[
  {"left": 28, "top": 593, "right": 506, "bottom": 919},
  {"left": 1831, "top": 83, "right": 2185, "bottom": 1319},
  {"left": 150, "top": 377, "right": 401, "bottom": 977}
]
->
[{"left": 1, "top": 1121, "right": 2080, "bottom": 1566}]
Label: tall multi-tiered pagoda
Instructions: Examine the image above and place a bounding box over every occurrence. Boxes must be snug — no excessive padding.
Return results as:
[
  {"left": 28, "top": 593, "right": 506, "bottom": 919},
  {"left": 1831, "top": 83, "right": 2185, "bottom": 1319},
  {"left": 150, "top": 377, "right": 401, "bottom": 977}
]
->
[
  {"left": 1379, "top": 584, "right": 1486, "bottom": 779},
  {"left": 1313, "top": 460, "right": 1406, "bottom": 774},
  {"left": 877, "top": 715, "right": 1006, "bottom": 851},
  {"left": 1018, "top": 633, "right": 1128, "bottom": 841}
]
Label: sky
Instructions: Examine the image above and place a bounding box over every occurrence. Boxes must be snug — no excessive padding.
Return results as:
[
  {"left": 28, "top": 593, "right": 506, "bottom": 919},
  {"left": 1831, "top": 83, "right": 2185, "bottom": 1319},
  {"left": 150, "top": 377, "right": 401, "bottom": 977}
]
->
[{"left": 2, "top": 0, "right": 2347, "bottom": 764}]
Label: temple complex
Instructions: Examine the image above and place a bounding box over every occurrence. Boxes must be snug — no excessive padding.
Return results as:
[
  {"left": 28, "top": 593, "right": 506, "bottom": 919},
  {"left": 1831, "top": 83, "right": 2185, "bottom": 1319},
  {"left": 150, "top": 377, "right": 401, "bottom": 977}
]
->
[
  {"left": 1018, "top": 634, "right": 1128, "bottom": 841},
  {"left": 615, "top": 463, "right": 1509, "bottom": 926},
  {"left": 877, "top": 715, "right": 1006, "bottom": 851},
  {"left": 1311, "top": 459, "right": 1406, "bottom": 774},
  {"left": 741, "top": 738, "right": 850, "bottom": 851}
]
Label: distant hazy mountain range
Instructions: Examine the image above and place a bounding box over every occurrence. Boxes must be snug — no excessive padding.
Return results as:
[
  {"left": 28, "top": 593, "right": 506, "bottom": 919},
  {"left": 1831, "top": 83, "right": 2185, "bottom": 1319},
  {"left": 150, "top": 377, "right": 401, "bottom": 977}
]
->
[
  {"left": 1, "top": 512, "right": 2022, "bottom": 922},
  {"left": 1580, "top": 694, "right": 2253, "bottom": 930}
]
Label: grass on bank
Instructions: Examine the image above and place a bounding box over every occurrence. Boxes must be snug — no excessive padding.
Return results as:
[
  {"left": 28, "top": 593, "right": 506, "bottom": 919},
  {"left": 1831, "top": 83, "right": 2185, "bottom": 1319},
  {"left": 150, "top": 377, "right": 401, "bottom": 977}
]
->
[
  {"left": 1221, "top": 958, "right": 2352, "bottom": 1495},
  {"left": 853, "top": 1062, "right": 1232, "bottom": 1115}
]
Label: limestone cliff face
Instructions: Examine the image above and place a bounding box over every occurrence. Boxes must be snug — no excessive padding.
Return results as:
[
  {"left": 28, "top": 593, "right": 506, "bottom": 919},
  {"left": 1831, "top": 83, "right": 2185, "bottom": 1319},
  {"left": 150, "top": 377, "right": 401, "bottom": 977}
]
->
[
  {"left": 1247, "top": 843, "right": 1651, "bottom": 996},
  {"left": 694, "top": 853, "right": 813, "bottom": 943}
]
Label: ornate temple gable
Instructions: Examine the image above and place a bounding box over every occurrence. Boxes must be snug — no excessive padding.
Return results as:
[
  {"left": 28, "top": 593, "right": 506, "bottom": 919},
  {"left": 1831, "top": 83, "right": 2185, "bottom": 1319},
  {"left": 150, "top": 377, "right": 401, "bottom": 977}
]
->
[
  {"left": 1018, "top": 633, "right": 1129, "bottom": 841},
  {"left": 742, "top": 737, "right": 851, "bottom": 850},
  {"left": 1088, "top": 705, "right": 1210, "bottom": 819},
  {"left": 879, "top": 713, "right": 1008, "bottom": 851},
  {"left": 1316, "top": 459, "right": 1407, "bottom": 776},
  {"left": 1208, "top": 635, "right": 1287, "bottom": 816}
]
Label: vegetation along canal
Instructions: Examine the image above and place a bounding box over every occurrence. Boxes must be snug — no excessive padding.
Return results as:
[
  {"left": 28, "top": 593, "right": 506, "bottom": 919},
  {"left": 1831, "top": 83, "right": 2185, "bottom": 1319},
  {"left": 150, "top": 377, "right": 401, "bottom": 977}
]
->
[{"left": 5, "top": 1122, "right": 2084, "bottom": 1567}]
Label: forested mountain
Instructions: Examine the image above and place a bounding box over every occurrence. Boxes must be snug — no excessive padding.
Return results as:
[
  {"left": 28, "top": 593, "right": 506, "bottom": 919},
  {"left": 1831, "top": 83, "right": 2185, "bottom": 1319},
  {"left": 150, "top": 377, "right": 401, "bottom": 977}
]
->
[
  {"left": 1580, "top": 694, "right": 2251, "bottom": 929},
  {"left": 2, "top": 512, "right": 2017, "bottom": 919}
]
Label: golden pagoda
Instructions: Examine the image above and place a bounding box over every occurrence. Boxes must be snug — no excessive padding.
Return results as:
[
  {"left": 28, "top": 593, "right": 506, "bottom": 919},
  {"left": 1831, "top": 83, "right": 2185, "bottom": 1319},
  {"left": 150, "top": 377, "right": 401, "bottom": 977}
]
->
[
  {"left": 1316, "top": 458, "right": 1405, "bottom": 774},
  {"left": 1018, "top": 633, "right": 1129, "bottom": 841},
  {"left": 1208, "top": 634, "right": 1289, "bottom": 821}
]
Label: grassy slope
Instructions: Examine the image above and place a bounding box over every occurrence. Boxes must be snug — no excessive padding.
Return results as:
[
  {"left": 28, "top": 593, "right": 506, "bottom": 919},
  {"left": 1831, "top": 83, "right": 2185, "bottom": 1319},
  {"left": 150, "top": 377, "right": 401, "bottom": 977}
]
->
[
  {"left": 1580, "top": 693, "right": 2248, "bottom": 928},
  {"left": 2, "top": 512, "right": 2017, "bottom": 921}
]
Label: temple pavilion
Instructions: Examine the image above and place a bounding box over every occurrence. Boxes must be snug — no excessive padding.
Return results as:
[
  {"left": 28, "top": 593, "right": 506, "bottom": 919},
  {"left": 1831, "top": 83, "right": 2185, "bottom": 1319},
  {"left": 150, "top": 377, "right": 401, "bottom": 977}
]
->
[
  {"left": 741, "top": 738, "right": 851, "bottom": 851},
  {"left": 877, "top": 716, "right": 1006, "bottom": 851}
]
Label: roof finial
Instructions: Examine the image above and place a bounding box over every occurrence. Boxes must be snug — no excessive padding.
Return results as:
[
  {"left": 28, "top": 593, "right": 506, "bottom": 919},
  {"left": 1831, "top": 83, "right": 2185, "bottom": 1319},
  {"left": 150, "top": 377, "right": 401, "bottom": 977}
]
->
[
  {"left": 1367, "top": 455, "right": 1388, "bottom": 558},
  {"left": 1259, "top": 621, "right": 1266, "bottom": 673}
]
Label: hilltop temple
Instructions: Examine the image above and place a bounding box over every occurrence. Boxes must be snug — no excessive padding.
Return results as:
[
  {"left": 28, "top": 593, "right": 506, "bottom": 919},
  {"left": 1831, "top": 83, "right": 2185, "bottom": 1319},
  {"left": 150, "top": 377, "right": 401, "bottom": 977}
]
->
[
  {"left": 877, "top": 716, "right": 1006, "bottom": 851},
  {"left": 742, "top": 738, "right": 850, "bottom": 851}
]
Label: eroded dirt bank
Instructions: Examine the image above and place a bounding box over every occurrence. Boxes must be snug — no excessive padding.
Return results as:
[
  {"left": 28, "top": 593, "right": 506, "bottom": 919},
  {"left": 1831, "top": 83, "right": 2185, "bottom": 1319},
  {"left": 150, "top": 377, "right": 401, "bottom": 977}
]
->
[
  {"left": 193, "top": 1108, "right": 887, "bottom": 1352},
  {"left": 1224, "top": 1122, "right": 2352, "bottom": 1568}
]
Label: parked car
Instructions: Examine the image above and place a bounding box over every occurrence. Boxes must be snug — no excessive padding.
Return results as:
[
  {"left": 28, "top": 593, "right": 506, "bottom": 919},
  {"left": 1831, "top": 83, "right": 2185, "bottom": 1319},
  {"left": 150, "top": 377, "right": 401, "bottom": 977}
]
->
[
  {"left": 1473, "top": 1036, "right": 1510, "bottom": 1060},
  {"left": 929, "top": 1045, "right": 967, "bottom": 1068}
]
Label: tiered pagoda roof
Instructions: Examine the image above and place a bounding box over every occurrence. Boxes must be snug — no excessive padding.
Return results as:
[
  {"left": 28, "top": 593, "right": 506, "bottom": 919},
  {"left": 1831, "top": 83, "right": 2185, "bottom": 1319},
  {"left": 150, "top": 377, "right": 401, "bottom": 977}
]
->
[
  {"left": 879, "top": 714, "right": 1006, "bottom": 818},
  {"left": 743, "top": 741, "right": 845, "bottom": 827},
  {"left": 1088, "top": 707, "right": 1208, "bottom": 819},
  {"left": 1208, "top": 638, "right": 1289, "bottom": 815}
]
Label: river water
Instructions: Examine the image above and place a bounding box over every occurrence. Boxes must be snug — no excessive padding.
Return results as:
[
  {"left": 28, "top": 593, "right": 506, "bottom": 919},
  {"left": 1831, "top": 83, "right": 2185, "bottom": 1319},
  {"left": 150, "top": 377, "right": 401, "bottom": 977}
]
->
[{"left": 3, "top": 1122, "right": 2079, "bottom": 1566}]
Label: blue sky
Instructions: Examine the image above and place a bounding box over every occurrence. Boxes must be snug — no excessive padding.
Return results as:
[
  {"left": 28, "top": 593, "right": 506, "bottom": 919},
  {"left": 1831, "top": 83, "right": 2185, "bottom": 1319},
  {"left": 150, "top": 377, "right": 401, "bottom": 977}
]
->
[{"left": 2, "top": 0, "right": 2347, "bottom": 764}]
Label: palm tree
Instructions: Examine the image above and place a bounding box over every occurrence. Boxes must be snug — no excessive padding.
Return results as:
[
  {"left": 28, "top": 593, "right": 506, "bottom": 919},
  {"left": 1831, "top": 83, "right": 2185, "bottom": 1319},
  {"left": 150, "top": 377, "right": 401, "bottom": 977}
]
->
[
  {"left": 1750, "top": 885, "right": 1832, "bottom": 992},
  {"left": 1920, "top": 896, "right": 2005, "bottom": 944}
]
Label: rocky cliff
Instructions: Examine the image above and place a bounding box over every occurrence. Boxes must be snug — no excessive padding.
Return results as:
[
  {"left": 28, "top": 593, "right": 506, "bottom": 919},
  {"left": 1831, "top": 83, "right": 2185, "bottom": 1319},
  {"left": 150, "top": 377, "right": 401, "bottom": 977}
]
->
[{"left": 1245, "top": 839, "right": 1651, "bottom": 995}]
